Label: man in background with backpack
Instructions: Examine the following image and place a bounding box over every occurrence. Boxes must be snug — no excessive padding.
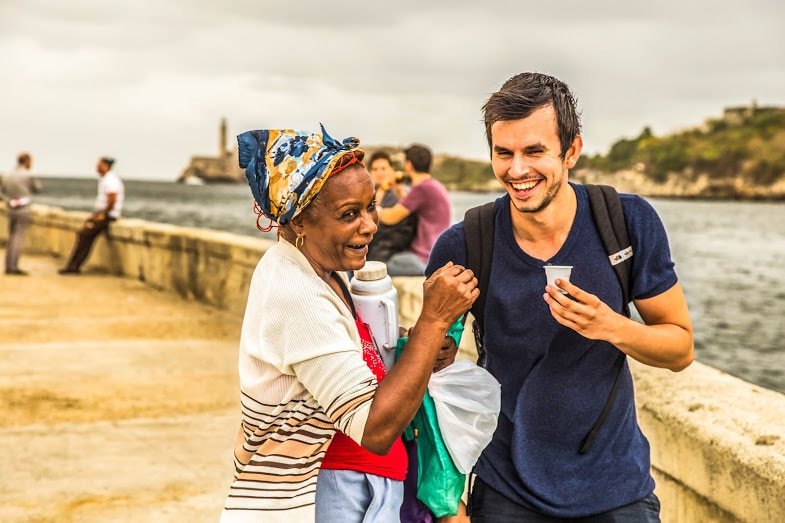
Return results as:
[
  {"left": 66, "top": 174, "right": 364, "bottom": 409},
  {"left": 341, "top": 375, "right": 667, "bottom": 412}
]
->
[{"left": 426, "top": 72, "right": 694, "bottom": 522}]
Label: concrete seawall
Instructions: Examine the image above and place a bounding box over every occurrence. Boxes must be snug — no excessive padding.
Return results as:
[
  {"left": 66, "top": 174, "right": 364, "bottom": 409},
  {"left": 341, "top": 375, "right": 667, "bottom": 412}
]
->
[
  {"left": 2, "top": 204, "right": 784, "bottom": 522},
  {"left": 1, "top": 204, "right": 271, "bottom": 314}
]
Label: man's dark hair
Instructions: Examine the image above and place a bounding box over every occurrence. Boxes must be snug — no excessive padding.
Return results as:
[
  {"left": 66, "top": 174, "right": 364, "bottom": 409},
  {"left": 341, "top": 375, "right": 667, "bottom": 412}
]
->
[
  {"left": 368, "top": 150, "right": 393, "bottom": 167},
  {"left": 100, "top": 157, "right": 115, "bottom": 169},
  {"left": 482, "top": 72, "right": 581, "bottom": 158},
  {"left": 17, "top": 152, "right": 31, "bottom": 166},
  {"left": 404, "top": 144, "right": 432, "bottom": 173}
]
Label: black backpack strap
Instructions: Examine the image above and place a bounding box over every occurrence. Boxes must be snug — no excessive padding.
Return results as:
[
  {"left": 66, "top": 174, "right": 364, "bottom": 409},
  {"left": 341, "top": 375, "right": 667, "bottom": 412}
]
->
[
  {"left": 584, "top": 184, "right": 633, "bottom": 315},
  {"left": 580, "top": 184, "right": 635, "bottom": 454},
  {"left": 579, "top": 351, "right": 626, "bottom": 454},
  {"left": 463, "top": 201, "right": 496, "bottom": 367}
]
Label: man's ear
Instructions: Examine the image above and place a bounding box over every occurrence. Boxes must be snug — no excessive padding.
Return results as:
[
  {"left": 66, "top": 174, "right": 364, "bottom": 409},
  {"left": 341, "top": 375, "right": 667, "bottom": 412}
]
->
[{"left": 564, "top": 135, "right": 583, "bottom": 169}]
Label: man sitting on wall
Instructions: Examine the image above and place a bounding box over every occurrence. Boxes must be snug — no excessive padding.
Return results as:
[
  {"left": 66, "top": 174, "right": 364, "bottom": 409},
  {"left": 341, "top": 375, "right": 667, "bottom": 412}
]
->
[
  {"left": 59, "top": 157, "right": 124, "bottom": 275},
  {"left": 375, "top": 144, "right": 451, "bottom": 276}
]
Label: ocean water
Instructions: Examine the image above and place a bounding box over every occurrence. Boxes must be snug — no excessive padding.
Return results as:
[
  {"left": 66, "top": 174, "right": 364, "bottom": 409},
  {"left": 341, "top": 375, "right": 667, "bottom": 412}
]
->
[{"left": 32, "top": 177, "right": 785, "bottom": 393}]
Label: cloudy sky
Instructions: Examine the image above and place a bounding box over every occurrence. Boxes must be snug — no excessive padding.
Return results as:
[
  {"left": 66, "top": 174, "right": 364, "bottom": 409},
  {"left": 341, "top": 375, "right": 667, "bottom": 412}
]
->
[{"left": 1, "top": 0, "right": 783, "bottom": 180}]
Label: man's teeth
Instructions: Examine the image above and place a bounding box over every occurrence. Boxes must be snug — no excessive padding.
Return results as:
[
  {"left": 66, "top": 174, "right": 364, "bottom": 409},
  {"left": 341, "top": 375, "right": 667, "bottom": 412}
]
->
[{"left": 511, "top": 180, "right": 538, "bottom": 191}]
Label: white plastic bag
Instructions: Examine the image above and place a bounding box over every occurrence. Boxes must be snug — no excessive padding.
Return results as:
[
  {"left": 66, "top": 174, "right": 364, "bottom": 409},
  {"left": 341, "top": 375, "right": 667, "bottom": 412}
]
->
[{"left": 428, "top": 359, "right": 501, "bottom": 474}]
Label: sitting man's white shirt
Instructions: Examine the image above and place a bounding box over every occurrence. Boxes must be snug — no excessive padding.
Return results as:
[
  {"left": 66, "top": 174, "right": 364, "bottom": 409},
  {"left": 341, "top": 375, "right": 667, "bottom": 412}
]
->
[{"left": 96, "top": 170, "right": 124, "bottom": 219}]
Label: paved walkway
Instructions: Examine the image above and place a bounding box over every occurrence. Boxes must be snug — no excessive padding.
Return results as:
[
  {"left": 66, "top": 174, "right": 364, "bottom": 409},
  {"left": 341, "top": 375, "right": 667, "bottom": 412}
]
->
[{"left": 0, "top": 254, "right": 242, "bottom": 522}]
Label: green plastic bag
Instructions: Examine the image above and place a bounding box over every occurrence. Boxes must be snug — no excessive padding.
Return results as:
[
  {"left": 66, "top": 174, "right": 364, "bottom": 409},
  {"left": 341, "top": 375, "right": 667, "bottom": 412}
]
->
[{"left": 396, "top": 319, "right": 466, "bottom": 518}]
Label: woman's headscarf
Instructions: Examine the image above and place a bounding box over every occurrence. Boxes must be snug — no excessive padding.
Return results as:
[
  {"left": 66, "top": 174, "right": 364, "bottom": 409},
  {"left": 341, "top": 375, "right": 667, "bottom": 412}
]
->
[{"left": 237, "top": 124, "right": 364, "bottom": 226}]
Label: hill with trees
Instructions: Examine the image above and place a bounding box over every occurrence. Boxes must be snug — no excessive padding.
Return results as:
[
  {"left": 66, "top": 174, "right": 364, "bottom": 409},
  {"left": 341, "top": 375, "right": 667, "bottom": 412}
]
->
[{"left": 574, "top": 103, "right": 785, "bottom": 199}]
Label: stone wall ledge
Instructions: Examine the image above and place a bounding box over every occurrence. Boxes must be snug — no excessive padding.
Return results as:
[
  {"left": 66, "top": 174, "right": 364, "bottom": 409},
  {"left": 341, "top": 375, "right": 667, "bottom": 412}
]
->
[
  {"left": 633, "top": 360, "right": 785, "bottom": 522},
  {"left": 2, "top": 204, "right": 784, "bottom": 522},
  {"left": 2, "top": 204, "right": 273, "bottom": 309}
]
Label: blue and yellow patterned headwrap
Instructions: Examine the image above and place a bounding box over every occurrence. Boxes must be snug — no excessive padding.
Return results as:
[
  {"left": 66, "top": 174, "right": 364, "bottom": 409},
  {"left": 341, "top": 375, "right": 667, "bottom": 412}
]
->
[{"left": 237, "top": 124, "right": 364, "bottom": 226}]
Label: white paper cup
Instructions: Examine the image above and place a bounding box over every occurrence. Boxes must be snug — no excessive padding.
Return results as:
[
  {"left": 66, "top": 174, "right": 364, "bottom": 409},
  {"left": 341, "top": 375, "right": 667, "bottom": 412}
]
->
[{"left": 544, "top": 265, "right": 573, "bottom": 294}]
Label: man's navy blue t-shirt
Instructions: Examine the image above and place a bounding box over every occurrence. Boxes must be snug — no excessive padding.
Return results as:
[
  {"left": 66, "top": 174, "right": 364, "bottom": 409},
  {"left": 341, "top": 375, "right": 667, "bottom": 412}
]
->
[{"left": 425, "top": 183, "right": 678, "bottom": 517}]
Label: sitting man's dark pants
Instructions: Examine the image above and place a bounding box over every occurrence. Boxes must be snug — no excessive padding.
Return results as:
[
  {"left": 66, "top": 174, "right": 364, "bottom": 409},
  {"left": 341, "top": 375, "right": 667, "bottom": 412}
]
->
[
  {"left": 61, "top": 214, "right": 114, "bottom": 273},
  {"left": 471, "top": 477, "right": 661, "bottom": 523}
]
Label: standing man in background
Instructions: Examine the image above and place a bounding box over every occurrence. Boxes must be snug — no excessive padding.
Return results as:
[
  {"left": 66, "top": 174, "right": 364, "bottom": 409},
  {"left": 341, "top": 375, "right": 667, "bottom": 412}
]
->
[
  {"left": 376, "top": 144, "right": 451, "bottom": 276},
  {"left": 59, "top": 157, "right": 124, "bottom": 275},
  {"left": 1, "top": 152, "right": 42, "bottom": 275}
]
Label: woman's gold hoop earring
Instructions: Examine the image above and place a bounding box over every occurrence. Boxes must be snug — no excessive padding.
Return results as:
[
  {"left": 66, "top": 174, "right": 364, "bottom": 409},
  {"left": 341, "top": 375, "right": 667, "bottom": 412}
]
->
[{"left": 295, "top": 233, "right": 304, "bottom": 249}]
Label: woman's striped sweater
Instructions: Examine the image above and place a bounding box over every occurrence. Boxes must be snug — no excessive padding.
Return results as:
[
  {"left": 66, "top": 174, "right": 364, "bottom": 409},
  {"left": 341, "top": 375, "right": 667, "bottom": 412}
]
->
[{"left": 221, "top": 239, "right": 379, "bottom": 523}]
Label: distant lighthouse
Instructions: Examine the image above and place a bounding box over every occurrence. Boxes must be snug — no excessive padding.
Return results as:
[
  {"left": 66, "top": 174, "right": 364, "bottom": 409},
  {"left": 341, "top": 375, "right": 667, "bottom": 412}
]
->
[
  {"left": 219, "top": 117, "right": 228, "bottom": 157},
  {"left": 177, "top": 118, "right": 244, "bottom": 183}
]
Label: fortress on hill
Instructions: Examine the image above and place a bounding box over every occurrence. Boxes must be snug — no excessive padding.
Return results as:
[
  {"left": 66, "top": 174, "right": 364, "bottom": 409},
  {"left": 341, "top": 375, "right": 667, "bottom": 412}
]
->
[{"left": 177, "top": 118, "right": 245, "bottom": 184}]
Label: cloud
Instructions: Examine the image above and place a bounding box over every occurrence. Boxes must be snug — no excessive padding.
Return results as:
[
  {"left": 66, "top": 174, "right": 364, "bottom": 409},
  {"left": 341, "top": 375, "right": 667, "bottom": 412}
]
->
[{"left": 1, "top": 0, "right": 784, "bottom": 178}]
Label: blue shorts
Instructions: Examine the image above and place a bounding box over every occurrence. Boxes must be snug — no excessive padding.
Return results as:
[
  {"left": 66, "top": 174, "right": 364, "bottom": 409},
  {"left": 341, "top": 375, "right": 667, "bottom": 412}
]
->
[{"left": 315, "top": 469, "right": 404, "bottom": 523}]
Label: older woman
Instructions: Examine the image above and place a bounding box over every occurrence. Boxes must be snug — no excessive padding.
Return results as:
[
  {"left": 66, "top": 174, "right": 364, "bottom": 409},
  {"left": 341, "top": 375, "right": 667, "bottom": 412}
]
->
[{"left": 221, "top": 126, "right": 478, "bottom": 523}]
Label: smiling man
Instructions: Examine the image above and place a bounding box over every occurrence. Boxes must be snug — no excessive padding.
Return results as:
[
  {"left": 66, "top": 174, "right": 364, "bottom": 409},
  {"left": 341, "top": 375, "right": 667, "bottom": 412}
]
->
[{"left": 426, "top": 72, "right": 694, "bottom": 522}]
